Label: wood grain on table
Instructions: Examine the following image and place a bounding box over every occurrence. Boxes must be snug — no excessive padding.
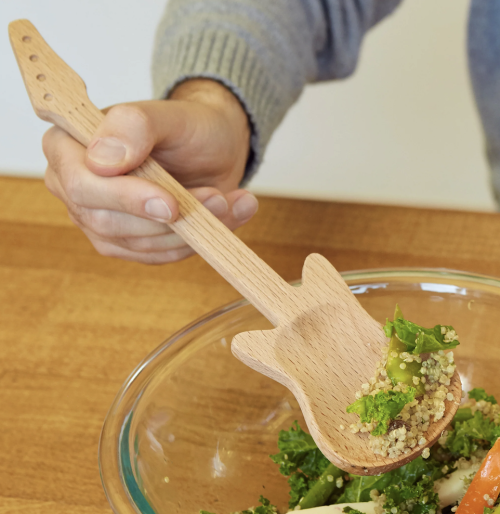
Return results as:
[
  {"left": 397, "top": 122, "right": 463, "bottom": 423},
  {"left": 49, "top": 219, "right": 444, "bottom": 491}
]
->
[{"left": 1, "top": 175, "right": 500, "bottom": 513}]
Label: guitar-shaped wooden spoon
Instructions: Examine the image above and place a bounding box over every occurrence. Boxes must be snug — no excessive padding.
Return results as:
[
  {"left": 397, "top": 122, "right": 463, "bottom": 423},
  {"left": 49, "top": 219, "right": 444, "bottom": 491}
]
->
[{"left": 9, "top": 19, "right": 461, "bottom": 475}]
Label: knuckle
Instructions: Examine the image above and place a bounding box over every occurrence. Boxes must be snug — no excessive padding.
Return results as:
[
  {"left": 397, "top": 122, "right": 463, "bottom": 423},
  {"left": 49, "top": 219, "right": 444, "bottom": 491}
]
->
[
  {"left": 41, "top": 127, "right": 57, "bottom": 158},
  {"left": 125, "top": 237, "right": 160, "bottom": 253},
  {"left": 162, "top": 247, "right": 195, "bottom": 263},
  {"left": 67, "top": 204, "right": 88, "bottom": 227},
  {"left": 84, "top": 209, "right": 114, "bottom": 238},
  {"left": 107, "top": 104, "right": 154, "bottom": 141},
  {"left": 92, "top": 240, "right": 120, "bottom": 259},
  {"left": 63, "top": 172, "right": 84, "bottom": 206},
  {"left": 67, "top": 210, "right": 83, "bottom": 228},
  {"left": 44, "top": 167, "right": 58, "bottom": 195},
  {"left": 119, "top": 237, "right": 148, "bottom": 252},
  {"left": 108, "top": 103, "right": 148, "bottom": 125},
  {"left": 110, "top": 188, "right": 130, "bottom": 215},
  {"left": 42, "top": 127, "right": 67, "bottom": 169},
  {"left": 43, "top": 144, "right": 62, "bottom": 176}
]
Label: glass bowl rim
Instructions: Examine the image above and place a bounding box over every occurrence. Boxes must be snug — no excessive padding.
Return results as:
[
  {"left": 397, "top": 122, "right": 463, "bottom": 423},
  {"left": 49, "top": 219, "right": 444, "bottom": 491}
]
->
[{"left": 98, "top": 266, "right": 500, "bottom": 514}]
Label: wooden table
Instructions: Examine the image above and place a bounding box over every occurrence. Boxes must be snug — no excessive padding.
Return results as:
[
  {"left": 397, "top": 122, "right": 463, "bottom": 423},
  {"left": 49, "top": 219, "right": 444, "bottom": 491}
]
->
[{"left": 1, "top": 175, "right": 500, "bottom": 513}]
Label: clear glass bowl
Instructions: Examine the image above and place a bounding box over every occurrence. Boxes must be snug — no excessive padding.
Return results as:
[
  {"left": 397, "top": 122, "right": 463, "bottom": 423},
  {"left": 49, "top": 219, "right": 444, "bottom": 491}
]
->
[{"left": 99, "top": 269, "right": 500, "bottom": 514}]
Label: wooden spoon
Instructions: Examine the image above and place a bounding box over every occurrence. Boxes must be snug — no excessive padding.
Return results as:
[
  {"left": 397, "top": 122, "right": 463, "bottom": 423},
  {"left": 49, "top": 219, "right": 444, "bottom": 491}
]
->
[{"left": 9, "top": 19, "right": 461, "bottom": 475}]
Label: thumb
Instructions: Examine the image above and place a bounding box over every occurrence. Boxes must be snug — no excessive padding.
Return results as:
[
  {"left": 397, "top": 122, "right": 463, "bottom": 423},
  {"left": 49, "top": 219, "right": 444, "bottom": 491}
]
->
[{"left": 85, "top": 104, "right": 157, "bottom": 177}]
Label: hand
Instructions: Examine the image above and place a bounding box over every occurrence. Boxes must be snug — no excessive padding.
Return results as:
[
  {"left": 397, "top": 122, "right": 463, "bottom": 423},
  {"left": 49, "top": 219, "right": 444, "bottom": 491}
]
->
[{"left": 42, "top": 79, "right": 258, "bottom": 264}]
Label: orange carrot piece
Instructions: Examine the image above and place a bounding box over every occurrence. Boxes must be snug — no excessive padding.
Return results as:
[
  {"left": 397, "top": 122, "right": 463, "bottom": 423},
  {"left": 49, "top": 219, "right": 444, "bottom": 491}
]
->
[{"left": 456, "top": 437, "right": 500, "bottom": 514}]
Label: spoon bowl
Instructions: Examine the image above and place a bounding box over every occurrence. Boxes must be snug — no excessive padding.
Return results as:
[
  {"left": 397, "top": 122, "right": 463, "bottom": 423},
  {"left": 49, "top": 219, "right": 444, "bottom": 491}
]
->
[{"left": 233, "top": 254, "right": 461, "bottom": 473}]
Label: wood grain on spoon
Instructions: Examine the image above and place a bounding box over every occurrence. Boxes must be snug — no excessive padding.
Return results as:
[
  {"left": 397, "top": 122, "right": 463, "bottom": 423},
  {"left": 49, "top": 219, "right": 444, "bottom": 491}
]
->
[{"left": 8, "top": 19, "right": 462, "bottom": 475}]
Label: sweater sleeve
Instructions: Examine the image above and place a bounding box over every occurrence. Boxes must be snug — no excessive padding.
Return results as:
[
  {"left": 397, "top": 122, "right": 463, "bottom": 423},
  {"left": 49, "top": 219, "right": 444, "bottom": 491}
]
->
[
  {"left": 468, "top": 0, "right": 500, "bottom": 207},
  {"left": 151, "top": 0, "right": 402, "bottom": 181}
]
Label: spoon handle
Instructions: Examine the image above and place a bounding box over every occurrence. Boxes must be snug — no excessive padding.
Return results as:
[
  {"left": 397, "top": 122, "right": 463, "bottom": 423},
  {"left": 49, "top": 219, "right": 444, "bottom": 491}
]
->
[{"left": 9, "top": 19, "right": 297, "bottom": 327}]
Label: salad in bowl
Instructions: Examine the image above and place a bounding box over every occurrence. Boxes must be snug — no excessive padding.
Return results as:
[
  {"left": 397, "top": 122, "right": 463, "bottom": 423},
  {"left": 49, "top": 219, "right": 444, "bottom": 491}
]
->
[
  {"left": 203, "top": 307, "right": 499, "bottom": 514},
  {"left": 99, "top": 269, "right": 500, "bottom": 514}
]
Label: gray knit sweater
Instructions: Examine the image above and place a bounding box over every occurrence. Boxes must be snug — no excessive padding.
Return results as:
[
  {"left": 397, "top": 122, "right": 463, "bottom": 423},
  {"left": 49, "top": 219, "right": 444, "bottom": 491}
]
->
[{"left": 152, "top": 0, "right": 500, "bottom": 199}]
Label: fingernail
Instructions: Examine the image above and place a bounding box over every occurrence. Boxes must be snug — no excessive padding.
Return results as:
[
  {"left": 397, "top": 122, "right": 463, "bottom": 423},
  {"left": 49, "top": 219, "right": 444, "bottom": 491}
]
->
[
  {"left": 88, "top": 137, "right": 126, "bottom": 165},
  {"left": 203, "top": 195, "right": 228, "bottom": 218},
  {"left": 145, "top": 198, "right": 172, "bottom": 221},
  {"left": 232, "top": 193, "right": 258, "bottom": 221}
]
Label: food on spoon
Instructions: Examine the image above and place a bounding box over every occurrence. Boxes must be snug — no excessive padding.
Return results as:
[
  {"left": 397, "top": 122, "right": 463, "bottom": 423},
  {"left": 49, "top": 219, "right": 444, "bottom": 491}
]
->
[{"left": 346, "top": 305, "right": 460, "bottom": 459}]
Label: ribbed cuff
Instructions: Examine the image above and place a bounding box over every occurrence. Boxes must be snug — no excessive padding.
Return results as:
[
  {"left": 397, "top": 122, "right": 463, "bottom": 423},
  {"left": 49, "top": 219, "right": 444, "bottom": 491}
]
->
[{"left": 152, "top": 27, "right": 293, "bottom": 183}]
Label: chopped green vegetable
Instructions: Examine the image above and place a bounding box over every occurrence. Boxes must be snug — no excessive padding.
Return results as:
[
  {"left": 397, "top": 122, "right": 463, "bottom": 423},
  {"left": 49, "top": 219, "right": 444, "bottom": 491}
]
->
[
  {"left": 343, "top": 507, "right": 366, "bottom": 514},
  {"left": 346, "top": 388, "right": 416, "bottom": 436},
  {"left": 383, "top": 310, "right": 460, "bottom": 355},
  {"left": 446, "top": 410, "right": 500, "bottom": 457},
  {"left": 452, "top": 407, "right": 474, "bottom": 425},
  {"left": 385, "top": 305, "right": 425, "bottom": 394},
  {"left": 469, "top": 388, "right": 498, "bottom": 405},
  {"left": 383, "top": 475, "right": 439, "bottom": 514},
  {"left": 297, "top": 463, "right": 344, "bottom": 510},
  {"left": 383, "top": 322, "right": 394, "bottom": 338}
]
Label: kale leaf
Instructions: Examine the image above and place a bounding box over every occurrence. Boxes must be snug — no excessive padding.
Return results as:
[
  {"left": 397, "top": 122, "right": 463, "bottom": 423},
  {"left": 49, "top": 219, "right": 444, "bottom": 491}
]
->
[
  {"left": 469, "top": 388, "right": 498, "bottom": 405},
  {"left": 383, "top": 318, "right": 459, "bottom": 355},
  {"left": 287, "top": 473, "right": 311, "bottom": 509},
  {"left": 448, "top": 389, "right": 500, "bottom": 451},
  {"left": 253, "top": 496, "right": 278, "bottom": 514},
  {"left": 446, "top": 410, "right": 500, "bottom": 457},
  {"left": 346, "top": 388, "right": 416, "bottom": 436},
  {"left": 269, "top": 421, "right": 331, "bottom": 509},
  {"left": 337, "top": 475, "right": 388, "bottom": 503},
  {"left": 383, "top": 475, "right": 439, "bottom": 514},
  {"left": 394, "top": 455, "right": 445, "bottom": 483},
  {"left": 269, "top": 421, "right": 330, "bottom": 477},
  {"left": 338, "top": 456, "right": 443, "bottom": 504}
]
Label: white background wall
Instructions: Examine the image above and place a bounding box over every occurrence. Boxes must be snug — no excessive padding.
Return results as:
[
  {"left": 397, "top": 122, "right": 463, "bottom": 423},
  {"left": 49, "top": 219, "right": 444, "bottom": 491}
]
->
[{"left": 1, "top": 0, "right": 496, "bottom": 211}]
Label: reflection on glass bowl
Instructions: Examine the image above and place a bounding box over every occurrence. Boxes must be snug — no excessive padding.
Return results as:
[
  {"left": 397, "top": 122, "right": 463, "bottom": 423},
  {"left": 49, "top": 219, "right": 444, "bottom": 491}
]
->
[{"left": 99, "top": 269, "right": 500, "bottom": 514}]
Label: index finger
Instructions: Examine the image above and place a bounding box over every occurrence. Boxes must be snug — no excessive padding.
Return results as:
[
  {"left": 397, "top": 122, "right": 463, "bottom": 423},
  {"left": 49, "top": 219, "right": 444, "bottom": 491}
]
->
[{"left": 43, "top": 126, "right": 180, "bottom": 223}]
